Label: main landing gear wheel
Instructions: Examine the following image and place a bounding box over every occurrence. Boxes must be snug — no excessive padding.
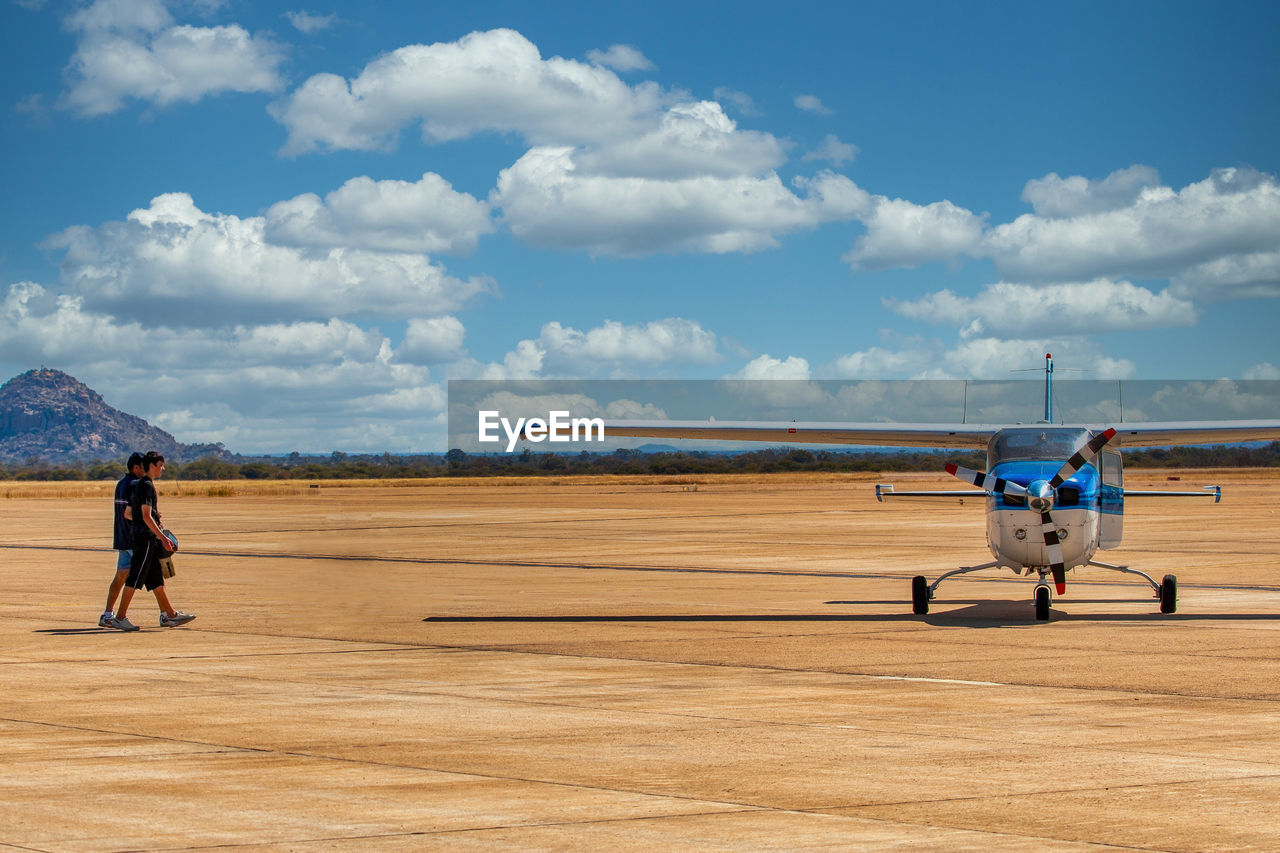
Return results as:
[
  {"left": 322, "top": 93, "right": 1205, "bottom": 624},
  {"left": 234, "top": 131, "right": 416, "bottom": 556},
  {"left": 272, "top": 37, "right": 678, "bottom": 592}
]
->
[
  {"left": 912, "top": 575, "right": 930, "bottom": 615},
  {"left": 1034, "top": 585, "right": 1051, "bottom": 621},
  {"left": 1160, "top": 574, "right": 1178, "bottom": 614}
]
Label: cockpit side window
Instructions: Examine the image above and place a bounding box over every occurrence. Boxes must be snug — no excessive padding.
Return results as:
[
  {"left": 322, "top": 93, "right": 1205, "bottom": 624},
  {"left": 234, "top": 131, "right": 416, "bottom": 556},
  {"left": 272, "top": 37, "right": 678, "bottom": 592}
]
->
[{"left": 1100, "top": 448, "right": 1123, "bottom": 487}]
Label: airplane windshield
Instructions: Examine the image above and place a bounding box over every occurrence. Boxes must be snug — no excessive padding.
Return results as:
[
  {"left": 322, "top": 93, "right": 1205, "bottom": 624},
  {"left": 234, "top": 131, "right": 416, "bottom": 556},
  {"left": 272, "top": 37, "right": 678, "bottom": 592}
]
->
[{"left": 989, "top": 428, "right": 1091, "bottom": 466}]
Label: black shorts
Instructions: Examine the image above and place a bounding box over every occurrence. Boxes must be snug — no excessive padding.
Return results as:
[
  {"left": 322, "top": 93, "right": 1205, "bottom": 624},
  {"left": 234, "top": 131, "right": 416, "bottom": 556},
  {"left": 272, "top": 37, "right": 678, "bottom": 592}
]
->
[{"left": 127, "top": 536, "right": 165, "bottom": 591}]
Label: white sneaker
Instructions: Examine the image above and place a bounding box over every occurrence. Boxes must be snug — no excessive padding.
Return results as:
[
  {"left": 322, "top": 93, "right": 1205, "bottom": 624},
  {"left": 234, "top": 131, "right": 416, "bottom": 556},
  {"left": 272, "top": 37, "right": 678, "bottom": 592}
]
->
[
  {"left": 105, "top": 615, "right": 139, "bottom": 632},
  {"left": 99, "top": 612, "right": 114, "bottom": 627},
  {"left": 160, "top": 611, "right": 196, "bottom": 627}
]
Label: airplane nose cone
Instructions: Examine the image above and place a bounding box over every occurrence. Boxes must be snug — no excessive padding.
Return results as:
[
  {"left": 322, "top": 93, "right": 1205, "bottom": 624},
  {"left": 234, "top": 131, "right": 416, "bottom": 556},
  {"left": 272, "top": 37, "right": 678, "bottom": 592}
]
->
[{"left": 1027, "top": 479, "right": 1054, "bottom": 513}]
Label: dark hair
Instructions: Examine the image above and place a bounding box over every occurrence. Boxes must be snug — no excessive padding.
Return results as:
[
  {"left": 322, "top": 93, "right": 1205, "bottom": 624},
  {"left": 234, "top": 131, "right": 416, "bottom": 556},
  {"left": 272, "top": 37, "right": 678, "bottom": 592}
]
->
[
  {"left": 142, "top": 451, "right": 166, "bottom": 470},
  {"left": 127, "top": 452, "right": 144, "bottom": 468}
]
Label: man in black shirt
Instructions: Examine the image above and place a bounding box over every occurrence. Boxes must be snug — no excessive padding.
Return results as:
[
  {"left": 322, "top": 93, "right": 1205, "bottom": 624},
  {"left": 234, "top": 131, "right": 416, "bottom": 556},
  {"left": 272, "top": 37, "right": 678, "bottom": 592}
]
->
[
  {"left": 100, "top": 453, "right": 144, "bottom": 629},
  {"left": 110, "top": 451, "right": 196, "bottom": 631}
]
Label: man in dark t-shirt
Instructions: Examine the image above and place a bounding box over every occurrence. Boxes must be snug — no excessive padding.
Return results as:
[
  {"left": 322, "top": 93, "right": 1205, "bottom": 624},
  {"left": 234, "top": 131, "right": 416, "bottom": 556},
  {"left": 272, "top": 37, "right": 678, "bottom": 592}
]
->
[
  {"left": 108, "top": 451, "right": 196, "bottom": 631},
  {"left": 100, "top": 453, "right": 144, "bottom": 628}
]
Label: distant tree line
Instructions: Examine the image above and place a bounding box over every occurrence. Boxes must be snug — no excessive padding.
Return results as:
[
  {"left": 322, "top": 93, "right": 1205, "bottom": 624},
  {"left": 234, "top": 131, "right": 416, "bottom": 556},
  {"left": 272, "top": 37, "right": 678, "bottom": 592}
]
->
[{"left": 2, "top": 442, "right": 1277, "bottom": 481}]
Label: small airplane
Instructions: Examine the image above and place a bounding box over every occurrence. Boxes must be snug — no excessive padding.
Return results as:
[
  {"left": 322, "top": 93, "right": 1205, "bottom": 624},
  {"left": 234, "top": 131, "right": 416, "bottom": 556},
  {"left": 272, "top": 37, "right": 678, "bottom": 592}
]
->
[{"left": 603, "top": 355, "right": 1280, "bottom": 620}]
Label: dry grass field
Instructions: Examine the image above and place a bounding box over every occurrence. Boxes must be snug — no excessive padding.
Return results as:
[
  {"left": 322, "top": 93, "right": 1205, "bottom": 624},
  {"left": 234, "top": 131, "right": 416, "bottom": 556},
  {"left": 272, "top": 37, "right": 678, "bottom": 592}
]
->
[{"left": 3, "top": 469, "right": 1280, "bottom": 850}]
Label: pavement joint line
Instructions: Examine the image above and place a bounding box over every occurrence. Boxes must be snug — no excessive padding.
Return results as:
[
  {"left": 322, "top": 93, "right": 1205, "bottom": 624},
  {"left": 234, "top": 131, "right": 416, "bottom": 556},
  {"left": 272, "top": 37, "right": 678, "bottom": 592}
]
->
[
  {"left": 424, "top": 645, "right": 1280, "bottom": 704},
  {"left": 73, "top": 668, "right": 980, "bottom": 741},
  {"left": 250, "top": 807, "right": 1130, "bottom": 850},
  {"left": 12, "top": 612, "right": 1280, "bottom": 703},
  {"left": 786, "top": 810, "right": 1170, "bottom": 853},
  {"left": 664, "top": 629, "right": 1280, "bottom": 659},
  {"left": 14, "top": 622, "right": 1280, "bottom": 760},
  {"left": 816, "top": 769, "right": 1280, "bottom": 811},
  {"left": 14, "top": 617, "right": 1280, "bottom": 703},
  {"left": 4, "top": 506, "right": 845, "bottom": 542},
  {"left": 11, "top": 705, "right": 1258, "bottom": 852},
  {"left": 9, "top": 542, "right": 1280, "bottom": 591},
  {"left": 130, "top": 809, "right": 773, "bottom": 851},
  {"left": 43, "top": 665, "right": 1273, "bottom": 763},
  {"left": 0, "top": 716, "right": 810, "bottom": 818},
  {"left": 18, "top": 634, "right": 1280, "bottom": 739},
  {"left": 96, "top": 806, "right": 1110, "bottom": 852},
  {"left": 861, "top": 674, "right": 1005, "bottom": 686},
  {"left": 0, "top": 543, "right": 933, "bottom": 581}
]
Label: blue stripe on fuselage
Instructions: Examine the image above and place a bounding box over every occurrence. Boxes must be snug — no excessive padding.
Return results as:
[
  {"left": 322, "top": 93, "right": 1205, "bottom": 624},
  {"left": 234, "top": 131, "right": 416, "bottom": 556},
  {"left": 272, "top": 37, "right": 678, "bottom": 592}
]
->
[{"left": 988, "top": 461, "right": 1102, "bottom": 511}]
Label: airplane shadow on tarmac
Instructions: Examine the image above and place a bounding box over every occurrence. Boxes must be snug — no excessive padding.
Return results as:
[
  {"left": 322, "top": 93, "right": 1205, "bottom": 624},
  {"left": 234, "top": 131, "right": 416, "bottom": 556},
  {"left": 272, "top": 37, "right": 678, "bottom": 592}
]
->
[{"left": 425, "top": 602, "right": 1280, "bottom": 629}]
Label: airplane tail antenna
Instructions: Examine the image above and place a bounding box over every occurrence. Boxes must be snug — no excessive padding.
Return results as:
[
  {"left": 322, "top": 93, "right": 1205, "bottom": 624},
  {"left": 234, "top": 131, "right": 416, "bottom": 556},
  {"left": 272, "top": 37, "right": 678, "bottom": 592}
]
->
[{"left": 1044, "top": 353, "right": 1053, "bottom": 423}]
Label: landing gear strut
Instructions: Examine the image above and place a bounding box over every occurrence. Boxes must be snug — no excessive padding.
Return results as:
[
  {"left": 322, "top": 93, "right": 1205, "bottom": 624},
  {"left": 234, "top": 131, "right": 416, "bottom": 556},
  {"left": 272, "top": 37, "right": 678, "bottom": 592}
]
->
[
  {"left": 910, "top": 560, "right": 1178, "bottom": 620},
  {"left": 1034, "top": 583, "right": 1051, "bottom": 621},
  {"left": 910, "top": 561, "right": 1000, "bottom": 617},
  {"left": 1088, "top": 560, "right": 1177, "bottom": 615}
]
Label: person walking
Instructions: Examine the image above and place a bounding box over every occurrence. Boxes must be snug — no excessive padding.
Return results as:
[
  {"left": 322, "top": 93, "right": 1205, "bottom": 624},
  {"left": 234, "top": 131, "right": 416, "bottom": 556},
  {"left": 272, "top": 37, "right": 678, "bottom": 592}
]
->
[
  {"left": 100, "top": 453, "right": 144, "bottom": 629},
  {"left": 110, "top": 451, "right": 196, "bottom": 631}
]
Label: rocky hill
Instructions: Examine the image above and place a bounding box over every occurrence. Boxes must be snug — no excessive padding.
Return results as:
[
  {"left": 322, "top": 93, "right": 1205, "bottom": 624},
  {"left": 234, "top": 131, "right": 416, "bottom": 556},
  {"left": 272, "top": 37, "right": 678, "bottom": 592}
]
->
[{"left": 0, "top": 368, "right": 228, "bottom": 464}]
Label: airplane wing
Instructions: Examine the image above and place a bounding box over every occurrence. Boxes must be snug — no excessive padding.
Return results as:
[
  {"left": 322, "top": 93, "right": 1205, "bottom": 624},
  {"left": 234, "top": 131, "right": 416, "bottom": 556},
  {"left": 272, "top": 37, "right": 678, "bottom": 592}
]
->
[
  {"left": 603, "top": 419, "right": 1280, "bottom": 449},
  {"left": 874, "top": 484, "right": 985, "bottom": 501},
  {"left": 1125, "top": 486, "right": 1221, "bottom": 501},
  {"left": 1107, "top": 421, "right": 1280, "bottom": 447},
  {"left": 602, "top": 420, "right": 996, "bottom": 448}
]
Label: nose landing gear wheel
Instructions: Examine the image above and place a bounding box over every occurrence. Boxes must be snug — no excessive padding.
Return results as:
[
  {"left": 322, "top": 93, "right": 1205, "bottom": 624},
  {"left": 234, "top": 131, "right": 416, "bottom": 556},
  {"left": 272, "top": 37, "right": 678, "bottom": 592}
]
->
[
  {"left": 1034, "top": 585, "right": 1051, "bottom": 621},
  {"left": 1160, "top": 574, "right": 1178, "bottom": 614},
  {"left": 911, "top": 575, "right": 930, "bottom": 615}
]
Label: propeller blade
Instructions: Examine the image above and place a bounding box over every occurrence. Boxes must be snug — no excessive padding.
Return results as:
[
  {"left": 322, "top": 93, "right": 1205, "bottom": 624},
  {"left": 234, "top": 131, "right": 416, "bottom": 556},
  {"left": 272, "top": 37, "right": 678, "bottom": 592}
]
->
[
  {"left": 1049, "top": 428, "right": 1116, "bottom": 488},
  {"left": 1039, "top": 510, "right": 1067, "bottom": 594},
  {"left": 945, "top": 463, "right": 1028, "bottom": 497},
  {"left": 951, "top": 428, "right": 1115, "bottom": 601}
]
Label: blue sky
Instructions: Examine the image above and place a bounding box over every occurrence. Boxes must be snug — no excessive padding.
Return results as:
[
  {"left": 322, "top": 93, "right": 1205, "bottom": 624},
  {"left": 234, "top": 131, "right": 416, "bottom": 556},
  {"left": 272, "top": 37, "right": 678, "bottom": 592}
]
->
[{"left": 2, "top": 0, "right": 1278, "bottom": 452}]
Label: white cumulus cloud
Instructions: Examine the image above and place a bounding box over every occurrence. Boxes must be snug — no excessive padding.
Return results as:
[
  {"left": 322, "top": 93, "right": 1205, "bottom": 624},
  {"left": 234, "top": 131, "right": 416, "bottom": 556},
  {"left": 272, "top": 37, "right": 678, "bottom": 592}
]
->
[
  {"left": 62, "top": 0, "right": 285, "bottom": 116},
  {"left": 477, "top": 318, "right": 721, "bottom": 379},
  {"left": 887, "top": 279, "right": 1198, "bottom": 339},
  {"left": 270, "top": 28, "right": 871, "bottom": 259},
  {"left": 396, "top": 316, "right": 466, "bottom": 365},
  {"left": 285, "top": 10, "right": 337, "bottom": 34},
  {"left": 713, "top": 86, "right": 759, "bottom": 116},
  {"left": 265, "top": 172, "right": 494, "bottom": 255},
  {"left": 495, "top": 149, "right": 869, "bottom": 256},
  {"left": 825, "top": 344, "right": 942, "bottom": 379},
  {"left": 825, "top": 337, "right": 1135, "bottom": 382},
  {"left": 1244, "top": 363, "right": 1280, "bottom": 380},
  {"left": 1169, "top": 250, "right": 1280, "bottom": 302},
  {"left": 802, "top": 134, "right": 858, "bottom": 166},
  {"left": 44, "top": 192, "right": 492, "bottom": 326},
  {"left": 794, "top": 94, "right": 832, "bottom": 115},
  {"left": 1020, "top": 165, "right": 1162, "bottom": 218},
  {"left": 731, "top": 354, "right": 812, "bottom": 380},
  {"left": 270, "top": 28, "right": 665, "bottom": 154},
  {"left": 571, "top": 100, "right": 786, "bottom": 179},
  {"left": 839, "top": 167, "right": 1280, "bottom": 304},
  {"left": 0, "top": 280, "right": 456, "bottom": 453},
  {"left": 985, "top": 167, "right": 1280, "bottom": 285},
  {"left": 586, "top": 44, "right": 654, "bottom": 71},
  {"left": 844, "top": 197, "right": 986, "bottom": 270}
]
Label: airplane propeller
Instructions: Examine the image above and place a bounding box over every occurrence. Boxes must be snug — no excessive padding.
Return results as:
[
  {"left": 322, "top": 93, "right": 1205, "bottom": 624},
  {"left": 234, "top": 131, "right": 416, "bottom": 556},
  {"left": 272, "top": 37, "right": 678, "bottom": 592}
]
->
[{"left": 945, "top": 428, "right": 1117, "bottom": 595}]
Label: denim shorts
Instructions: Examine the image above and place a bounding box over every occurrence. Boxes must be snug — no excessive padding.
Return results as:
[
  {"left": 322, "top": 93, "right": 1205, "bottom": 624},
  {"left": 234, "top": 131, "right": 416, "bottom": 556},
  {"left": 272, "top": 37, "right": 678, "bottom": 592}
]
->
[{"left": 116, "top": 549, "right": 132, "bottom": 570}]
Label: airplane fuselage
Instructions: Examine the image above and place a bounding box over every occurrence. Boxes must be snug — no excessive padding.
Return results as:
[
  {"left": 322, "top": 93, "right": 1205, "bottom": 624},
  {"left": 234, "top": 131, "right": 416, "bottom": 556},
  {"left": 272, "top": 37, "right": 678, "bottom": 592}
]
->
[{"left": 982, "top": 427, "right": 1120, "bottom": 572}]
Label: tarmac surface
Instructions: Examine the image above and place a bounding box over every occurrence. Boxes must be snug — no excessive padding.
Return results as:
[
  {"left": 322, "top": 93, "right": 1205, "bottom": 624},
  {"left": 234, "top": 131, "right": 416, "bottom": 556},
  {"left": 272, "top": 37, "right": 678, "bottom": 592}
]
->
[{"left": 3, "top": 470, "right": 1280, "bottom": 851}]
